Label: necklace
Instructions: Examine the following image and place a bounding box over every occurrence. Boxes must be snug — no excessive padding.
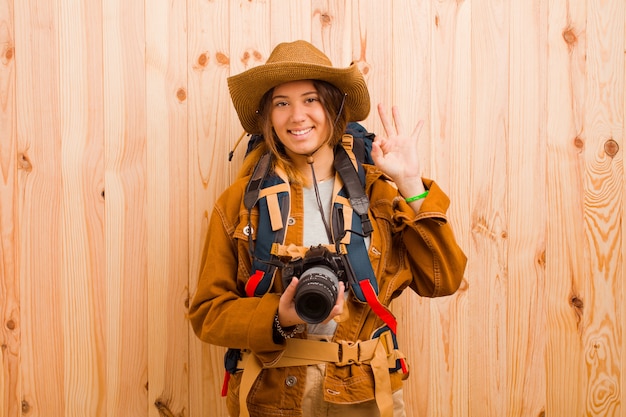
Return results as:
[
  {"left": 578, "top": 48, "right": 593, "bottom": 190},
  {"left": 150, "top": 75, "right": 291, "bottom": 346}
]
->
[
  {"left": 308, "top": 163, "right": 334, "bottom": 243},
  {"left": 316, "top": 172, "right": 334, "bottom": 183}
]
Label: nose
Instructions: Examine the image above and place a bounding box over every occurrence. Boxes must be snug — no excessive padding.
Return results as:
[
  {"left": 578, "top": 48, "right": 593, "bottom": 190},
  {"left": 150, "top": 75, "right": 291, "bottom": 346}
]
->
[{"left": 289, "top": 102, "right": 307, "bottom": 123}]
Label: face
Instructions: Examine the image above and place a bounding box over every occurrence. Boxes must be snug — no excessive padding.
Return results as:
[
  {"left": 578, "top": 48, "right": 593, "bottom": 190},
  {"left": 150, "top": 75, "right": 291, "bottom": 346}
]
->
[{"left": 270, "top": 80, "right": 332, "bottom": 158}]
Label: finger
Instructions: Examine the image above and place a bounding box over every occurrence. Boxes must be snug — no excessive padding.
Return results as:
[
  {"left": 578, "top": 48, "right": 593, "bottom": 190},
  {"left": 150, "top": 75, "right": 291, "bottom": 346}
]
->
[
  {"left": 391, "top": 106, "right": 405, "bottom": 135},
  {"left": 332, "top": 282, "right": 345, "bottom": 312},
  {"left": 412, "top": 119, "right": 425, "bottom": 140},
  {"left": 278, "top": 278, "right": 301, "bottom": 326},
  {"left": 372, "top": 135, "right": 388, "bottom": 153},
  {"left": 323, "top": 282, "right": 345, "bottom": 323},
  {"left": 370, "top": 141, "right": 383, "bottom": 166},
  {"left": 377, "top": 103, "right": 395, "bottom": 137},
  {"left": 280, "top": 277, "right": 298, "bottom": 306},
  {"left": 336, "top": 281, "right": 345, "bottom": 301}
]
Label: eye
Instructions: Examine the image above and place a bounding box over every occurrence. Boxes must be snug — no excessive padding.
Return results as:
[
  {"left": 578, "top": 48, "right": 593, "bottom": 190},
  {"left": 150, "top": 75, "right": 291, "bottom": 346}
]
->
[
  {"left": 273, "top": 100, "right": 289, "bottom": 107},
  {"left": 305, "top": 97, "right": 319, "bottom": 104}
]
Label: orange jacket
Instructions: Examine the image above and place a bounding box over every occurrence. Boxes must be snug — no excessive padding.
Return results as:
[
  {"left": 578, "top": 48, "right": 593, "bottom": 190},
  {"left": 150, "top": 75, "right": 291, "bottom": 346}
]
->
[{"left": 189, "top": 163, "right": 467, "bottom": 417}]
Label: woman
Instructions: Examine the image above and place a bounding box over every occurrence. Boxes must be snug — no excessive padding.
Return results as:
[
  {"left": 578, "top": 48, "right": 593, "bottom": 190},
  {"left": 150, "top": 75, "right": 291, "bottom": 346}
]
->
[{"left": 189, "top": 40, "right": 467, "bottom": 417}]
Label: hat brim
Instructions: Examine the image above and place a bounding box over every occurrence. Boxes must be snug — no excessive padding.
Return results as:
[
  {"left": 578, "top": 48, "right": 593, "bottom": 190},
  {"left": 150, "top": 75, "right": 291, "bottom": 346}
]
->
[{"left": 228, "top": 62, "right": 370, "bottom": 134}]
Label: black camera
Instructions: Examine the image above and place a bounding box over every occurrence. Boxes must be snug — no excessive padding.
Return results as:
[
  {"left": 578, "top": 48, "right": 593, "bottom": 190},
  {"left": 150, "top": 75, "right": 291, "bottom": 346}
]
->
[{"left": 282, "top": 245, "right": 347, "bottom": 324}]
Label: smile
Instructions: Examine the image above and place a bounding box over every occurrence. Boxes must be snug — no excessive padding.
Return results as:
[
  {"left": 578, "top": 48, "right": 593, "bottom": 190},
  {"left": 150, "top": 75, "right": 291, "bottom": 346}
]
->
[{"left": 289, "top": 127, "right": 313, "bottom": 136}]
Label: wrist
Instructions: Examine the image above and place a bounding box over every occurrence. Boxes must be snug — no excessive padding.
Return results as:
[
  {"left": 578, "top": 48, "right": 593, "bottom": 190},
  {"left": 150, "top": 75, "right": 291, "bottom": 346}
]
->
[
  {"left": 399, "top": 184, "right": 426, "bottom": 202},
  {"left": 273, "top": 313, "right": 304, "bottom": 339},
  {"left": 405, "top": 190, "right": 429, "bottom": 203}
]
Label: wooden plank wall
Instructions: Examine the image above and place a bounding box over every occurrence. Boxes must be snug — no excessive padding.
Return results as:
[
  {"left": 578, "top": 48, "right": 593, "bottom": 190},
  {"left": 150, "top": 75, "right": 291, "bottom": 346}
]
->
[{"left": 0, "top": 0, "right": 624, "bottom": 416}]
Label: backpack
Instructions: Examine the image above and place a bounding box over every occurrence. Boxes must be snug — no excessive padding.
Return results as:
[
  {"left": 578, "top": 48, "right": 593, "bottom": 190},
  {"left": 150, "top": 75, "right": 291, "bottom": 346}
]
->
[{"left": 221, "top": 123, "right": 406, "bottom": 396}]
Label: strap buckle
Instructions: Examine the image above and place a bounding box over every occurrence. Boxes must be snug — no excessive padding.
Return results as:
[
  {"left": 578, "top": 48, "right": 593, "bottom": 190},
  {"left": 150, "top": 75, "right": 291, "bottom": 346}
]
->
[{"left": 337, "top": 340, "right": 360, "bottom": 366}]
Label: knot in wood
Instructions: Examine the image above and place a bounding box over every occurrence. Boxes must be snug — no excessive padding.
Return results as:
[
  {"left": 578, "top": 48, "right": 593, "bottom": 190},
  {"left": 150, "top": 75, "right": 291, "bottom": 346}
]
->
[
  {"left": 570, "top": 296, "right": 584, "bottom": 309},
  {"left": 4, "top": 45, "right": 14, "bottom": 62},
  {"left": 242, "top": 49, "right": 262, "bottom": 66},
  {"left": 573, "top": 136, "right": 584, "bottom": 150},
  {"left": 197, "top": 53, "right": 208, "bottom": 67},
  {"left": 22, "top": 400, "right": 30, "bottom": 414},
  {"left": 18, "top": 153, "right": 32, "bottom": 172},
  {"left": 216, "top": 52, "right": 229, "bottom": 66},
  {"left": 562, "top": 28, "right": 577, "bottom": 46},
  {"left": 604, "top": 139, "right": 619, "bottom": 157}
]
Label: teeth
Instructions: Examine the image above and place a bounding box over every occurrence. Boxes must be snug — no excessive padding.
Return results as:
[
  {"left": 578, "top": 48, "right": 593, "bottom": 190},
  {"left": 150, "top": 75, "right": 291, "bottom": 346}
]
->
[{"left": 291, "top": 128, "right": 312, "bottom": 135}]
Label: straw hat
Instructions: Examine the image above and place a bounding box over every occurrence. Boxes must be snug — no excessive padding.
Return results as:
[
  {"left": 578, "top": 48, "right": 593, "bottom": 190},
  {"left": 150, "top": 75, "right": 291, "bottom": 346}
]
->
[{"left": 227, "top": 40, "right": 371, "bottom": 134}]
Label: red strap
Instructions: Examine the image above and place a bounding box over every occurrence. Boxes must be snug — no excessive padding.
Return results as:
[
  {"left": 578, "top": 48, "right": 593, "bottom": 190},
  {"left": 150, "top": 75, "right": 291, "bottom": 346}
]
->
[
  {"left": 359, "top": 280, "right": 397, "bottom": 334},
  {"left": 245, "top": 270, "right": 265, "bottom": 297},
  {"left": 221, "top": 371, "right": 230, "bottom": 397},
  {"left": 400, "top": 358, "right": 408, "bottom": 374}
]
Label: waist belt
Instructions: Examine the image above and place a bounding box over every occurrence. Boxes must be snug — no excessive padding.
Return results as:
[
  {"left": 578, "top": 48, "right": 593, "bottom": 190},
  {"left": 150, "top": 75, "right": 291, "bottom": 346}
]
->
[{"left": 237, "top": 330, "right": 404, "bottom": 417}]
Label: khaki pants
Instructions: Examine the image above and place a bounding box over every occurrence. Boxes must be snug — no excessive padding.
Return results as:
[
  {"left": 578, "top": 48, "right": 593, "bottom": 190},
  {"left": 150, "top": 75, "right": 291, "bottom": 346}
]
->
[{"left": 301, "top": 364, "right": 406, "bottom": 417}]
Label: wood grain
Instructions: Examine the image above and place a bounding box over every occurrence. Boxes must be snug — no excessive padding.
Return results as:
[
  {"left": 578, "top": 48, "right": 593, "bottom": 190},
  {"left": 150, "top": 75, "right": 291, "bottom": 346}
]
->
[
  {"left": 579, "top": 0, "right": 624, "bottom": 414},
  {"left": 15, "top": 0, "right": 64, "bottom": 415},
  {"left": 145, "top": 1, "right": 189, "bottom": 416},
  {"left": 468, "top": 0, "right": 510, "bottom": 415},
  {"left": 507, "top": 0, "right": 548, "bottom": 415},
  {"left": 188, "top": 0, "right": 234, "bottom": 416},
  {"left": 57, "top": 1, "right": 106, "bottom": 415},
  {"left": 0, "top": 0, "right": 16, "bottom": 415},
  {"left": 103, "top": 0, "right": 148, "bottom": 415},
  {"left": 545, "top": 0, "right": 589, "bottom": 415},
  {"left": 423, "top": 0, "right": 471, "bottom": 415}
]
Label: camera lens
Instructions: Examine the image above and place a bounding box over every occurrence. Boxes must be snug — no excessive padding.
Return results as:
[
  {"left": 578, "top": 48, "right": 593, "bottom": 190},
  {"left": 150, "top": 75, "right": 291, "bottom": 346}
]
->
[{"left": 294, "top": 265, "right": 339, "bottom": 324}]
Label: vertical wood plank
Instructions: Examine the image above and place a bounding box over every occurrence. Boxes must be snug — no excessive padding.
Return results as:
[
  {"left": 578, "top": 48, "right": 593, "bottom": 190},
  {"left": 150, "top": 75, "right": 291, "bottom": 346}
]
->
[
  {"left": 0, "top": 0, "right": 16, "bottom": 415},
  {"left": 187, "top": 0, "right": 231, "bottom": 415},
  {"left": 420, "top": 1, "right": 472, "bottom": 416},
  {"left": 468, "top": 0, "right": 509, "bottom": 416},
  {"left": 623, "top": 2, "right": 626, "bottom": 414},
  {"left": 145, "top": 0, "right": 189, "bottom": 416},
  {"left": 351, "top": 0, "right": 391, "bottom": 135},
  {"left": 57, "top": 1, "right": 106, "bottom": 415},
  {"left": 545, "top": 0, "right": 588, "bottom": 414},
  {"left": 507, "top": 0, "right": 548, "bottom": 415},
  {"left": 580, "top": 0, "right": 624, "bottom": 414},
  {"left": 14, "top": 1, "right": 64, "bottom": 415},
  {"left": 102, "top": 0, "right": 148, "bottom": 415}
]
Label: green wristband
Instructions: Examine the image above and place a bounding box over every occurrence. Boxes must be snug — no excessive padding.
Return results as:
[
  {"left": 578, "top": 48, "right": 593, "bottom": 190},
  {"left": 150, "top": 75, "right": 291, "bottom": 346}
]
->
[{"left": 405, "top": 190, "right": 429, "bottom": 203}]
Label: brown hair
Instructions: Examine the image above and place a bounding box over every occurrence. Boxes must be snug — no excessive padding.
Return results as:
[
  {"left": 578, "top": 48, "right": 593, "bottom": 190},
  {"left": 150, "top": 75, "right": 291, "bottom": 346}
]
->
[{"left": 238, "top": 80, "right": 349, "bottom": 184}]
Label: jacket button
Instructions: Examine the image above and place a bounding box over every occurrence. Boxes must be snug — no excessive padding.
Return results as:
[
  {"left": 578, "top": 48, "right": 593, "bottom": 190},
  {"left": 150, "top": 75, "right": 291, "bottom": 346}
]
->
[
  {"left": 285, "top": 375, "right": 297, "bottom": 387},
  {"left": 287, "top": 217, "right": 296, "bottom": 226}
]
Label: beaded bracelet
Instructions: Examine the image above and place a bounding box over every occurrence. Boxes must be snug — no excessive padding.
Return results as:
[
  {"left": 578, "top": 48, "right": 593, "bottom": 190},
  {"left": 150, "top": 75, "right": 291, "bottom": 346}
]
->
[
  {"left": 273, "top": 313, "right": 303, "bottom": 339},
  {"left": 405, "top": 190, "right": 429, "bottom": 203}
]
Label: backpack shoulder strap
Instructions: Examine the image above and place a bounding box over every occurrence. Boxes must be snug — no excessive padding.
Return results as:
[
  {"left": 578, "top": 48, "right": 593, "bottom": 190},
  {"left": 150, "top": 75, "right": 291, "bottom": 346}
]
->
[
  {"left": 334, "top": 137, "right": 373, "bottom": 236},
  {"left": 333, "top": 138, "right": 398, "bottom": 333},
  {"left": 243, "top": 153, "right": 291, "bottom": 297},
  {"left": 244, "top": 151, "right": 272, "bottom": 210},
  {"left": 345, "top": 122, "right": 375, "bottom": 164}
]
